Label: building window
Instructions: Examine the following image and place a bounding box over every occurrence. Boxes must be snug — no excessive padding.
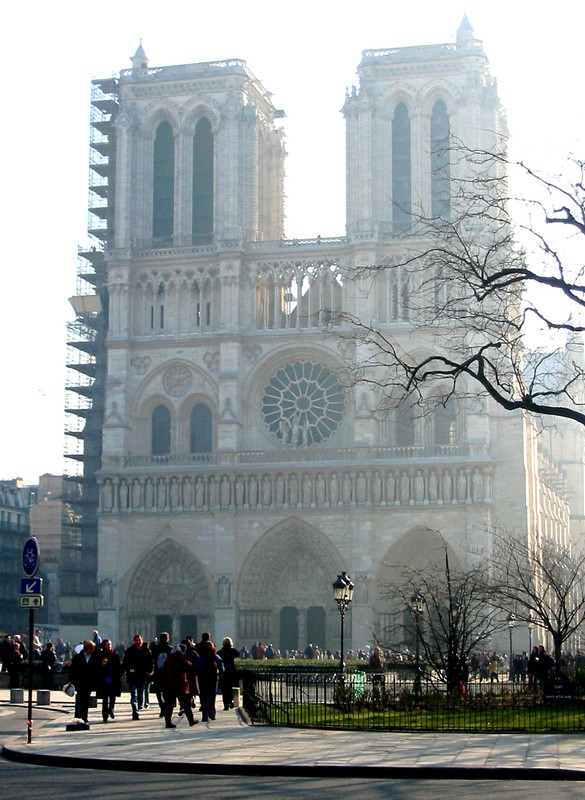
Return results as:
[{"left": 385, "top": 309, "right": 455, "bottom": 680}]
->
[
  {"left": 153, "top": 121, "right": 175, "bottom": 244},
  {"left": 395, "top": 396, "right": 417, "bottom": 447},
  {"left": 192, "top": 118, "right": 213, "bottom": 245},
  {"left": 152, "top": 405, "right": 171, "bottom": 455},
  {"left": 392, "top": 103, "right": 412, "bottom": 232},
  {"left": 261, "top": 361, "right": 346, "bottom": 447},
  {"left": 431, "top": 100, "right": 450, "bottom": 220},
  {"left": 435, "top": 398, "right": 457, "bottom": 446},
  {"left": 190, "top": 403, "right": 213, "bottom": 453}
]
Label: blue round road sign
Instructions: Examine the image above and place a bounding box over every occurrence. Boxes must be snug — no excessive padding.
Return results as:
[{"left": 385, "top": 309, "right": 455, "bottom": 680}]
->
[{"left": 22, "top": 536, "right": 40, "bottom": 578}]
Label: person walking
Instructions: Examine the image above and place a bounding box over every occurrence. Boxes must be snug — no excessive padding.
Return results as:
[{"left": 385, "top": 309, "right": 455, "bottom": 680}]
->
[
  {"left": 68, "top": 640, "right": 96, "bottom": 723},
  {"left": 151, "top": 632, "right": 173, "bottom": 717},
  {"left": 7, "top": 638, "right": 23, "bottom": 689},
  {"left": 195, "top": 633, "right": 223, "bottom": 723},
  {"left": 122, "top": 634, "right": 154, "bottom": 720},
  {"left": 93, "top": 639, "right": 122, "bottom": 722},
  {"left": 40, "top": 641, "right": 57, "bottom": 689},
  {"left": 217, "top": 637, "right": 239, "bottom": 711},
  {"left": 161, "top": 645, "right": 199, "bottom": 729}
]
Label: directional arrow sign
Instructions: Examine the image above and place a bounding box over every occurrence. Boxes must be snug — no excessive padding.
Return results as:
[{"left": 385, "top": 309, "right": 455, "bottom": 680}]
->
[
  {"left": 20, "top": 578, "right": 43, "bottom": 594},
  {"left": 19, "top": 594, "right": 44, "bottom": 609}
]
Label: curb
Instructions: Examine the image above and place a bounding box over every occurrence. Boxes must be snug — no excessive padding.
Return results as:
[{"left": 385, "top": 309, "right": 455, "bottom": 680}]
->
[{"left": 3, "top": 745, "right": 585, "bottom": 780}]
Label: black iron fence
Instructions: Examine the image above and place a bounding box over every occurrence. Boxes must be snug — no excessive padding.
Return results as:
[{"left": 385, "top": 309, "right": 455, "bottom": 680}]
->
[{"left": 237, "top": 667, "right": 585, "bottom": 733}]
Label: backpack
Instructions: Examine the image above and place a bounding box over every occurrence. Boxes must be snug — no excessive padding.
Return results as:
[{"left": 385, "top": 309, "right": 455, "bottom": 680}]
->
[{"left": 156, "top": 651, "right": 168, "bottom": 670}]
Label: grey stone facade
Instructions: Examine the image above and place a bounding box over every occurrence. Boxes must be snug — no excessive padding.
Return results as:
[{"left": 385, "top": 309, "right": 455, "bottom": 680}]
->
[{"left": 90, "top": 22, "right": 584, "bottom": 654}]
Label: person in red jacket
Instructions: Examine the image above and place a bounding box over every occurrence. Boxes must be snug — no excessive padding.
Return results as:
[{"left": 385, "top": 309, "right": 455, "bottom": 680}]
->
[{"left": 161, "top": 644, "right": 198, "bottom": 729}]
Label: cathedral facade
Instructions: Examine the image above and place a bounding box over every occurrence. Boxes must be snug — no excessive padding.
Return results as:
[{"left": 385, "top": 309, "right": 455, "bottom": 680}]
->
[{"left": 79, "top": 20, "right": 582, "bottom": 651}]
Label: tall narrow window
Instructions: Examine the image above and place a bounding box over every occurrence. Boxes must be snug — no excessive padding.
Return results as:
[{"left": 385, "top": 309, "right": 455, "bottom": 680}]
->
[
  {"left": 153, "top": 122, "right": 175, "bottom": 244},
  {"left": 392, "top": 103, "right": 412, "bottom": 232},
  {"left": 395, "top": 396, "right": 417, "bottom": 448},
  {"left": 192, "top": 118, "right": 214, "bottom": 245},
  {"left": 431, "top": 100, "right": 450, "bottom": 220},
  {"left": 435, "top": 398, "right": 457, "bottom": 446},
  {"left": 190, "top": 402, "right": 212, "bottom": 453},
  {"left": 152, "top": 405, "right": 171, "bottom": 455}
]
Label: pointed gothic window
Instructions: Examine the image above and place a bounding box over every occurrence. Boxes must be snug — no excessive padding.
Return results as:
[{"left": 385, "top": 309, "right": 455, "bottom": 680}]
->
[
  {"left": 395, "top": 395, "right": 417, "bottom": 448},
  {"left": 431, "top": 100, "right": 450, "bottom": 220},
  {"left": 392, "top": 103, "right": 412, "bottom": 232},
  {"left": 153, "top": 122, "right": 175, "bottom": 244},
  {"left": 190, "top": 402, "right": 213, "bottom": 453},
  {"left": 435, "top": 398, "right": 457, "bottom": 446},
  {"left": 152, "top": 404, "right": 171, "bottom": 455},
  {"left": 192, "top": 118, "right": 214, "bottom": 245}
]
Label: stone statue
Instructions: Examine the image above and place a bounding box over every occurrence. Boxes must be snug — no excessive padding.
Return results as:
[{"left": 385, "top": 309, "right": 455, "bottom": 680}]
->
[
  {"left": 442, "top": 471, "right": 452, "bottom": 504},
  {"left": 414, "top": 471, "right": 425, "bottom": 503},
  {"left": 262, "top": 474, "right": 272, "bottom": 506},
  {"left": 329, "top": 473, "right": 339, "bottom": 505},
  {"left": 472, "top": 468, "right": 483, "bottom": 502},
  {"left": 315, "top": 474, "right": 326, "bottom": 505},
  {"left": 170, "top": 477, "right": 180, "bottom": 509},
  {"left": 119, "top": 480, "right": 129, "bottom": 511},
  {"left": 356, "top": 473, "right": 367, "bottom": 504},
  {"left": 132, "top": 479, "right": 142, "bottom": 510},
  {"left": 101, "top": 480, "right": 113, "bottom": 511},
  {"left": 457, "top": 469, "right": 467, "bottom": 503},
  {"left": 144, "top": 478, "right": 154, "bottom": 509},
  {"left": 428, "top": 471, "right": 439, "bottom": 503},
  {"left": 302, "top": 474, "right": 312, "bottom": 506},
  {"left": 248, "top": 475, "right": 258, "bottom": 507}
]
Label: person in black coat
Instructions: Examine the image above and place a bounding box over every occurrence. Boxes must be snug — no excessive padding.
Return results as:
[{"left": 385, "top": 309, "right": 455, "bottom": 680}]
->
[
  {"left": 92, "top": 639, "right": 122, "bottom": 722},
  {"left": 121, "top": 634, "right": 154, "bottom": 720},
  {"left": 217, "top": 637, "right": 239, "bottom": 711},
  {"left": 40, "top": 642, "right": 57, "bottom": 689},
  {"left": 6, "top": 638, "right": 23, "bottom": 689},
  {"left": 195, "top": 634, "right": 223, "bottom": 722},
  {"left": 151, "top": 632, "right": 172, "bottom": 717},
  {"left": 68, "top": 640, "right": 96, "bottom": 723}
]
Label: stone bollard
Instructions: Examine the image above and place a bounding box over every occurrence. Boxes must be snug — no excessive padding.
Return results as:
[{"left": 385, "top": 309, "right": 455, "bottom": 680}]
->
[
  {"left": 10, "top": 688, "right": 24, "bottom": 703},
  {"left": 37, "top": 689, "right": 51, "bottom": 705},
  {"left": 232, "top": 687, "right": 241, "bottom": 708}
]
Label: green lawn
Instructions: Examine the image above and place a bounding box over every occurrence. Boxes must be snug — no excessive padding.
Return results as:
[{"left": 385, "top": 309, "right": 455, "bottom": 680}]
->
[{"left": 259, "top": 701, "right": 585, "bottom": 733}]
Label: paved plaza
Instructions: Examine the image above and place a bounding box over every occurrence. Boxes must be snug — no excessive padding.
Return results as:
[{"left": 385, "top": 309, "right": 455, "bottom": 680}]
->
[{"left": 1, "top": 690, "right": 585, "bottom": 778}]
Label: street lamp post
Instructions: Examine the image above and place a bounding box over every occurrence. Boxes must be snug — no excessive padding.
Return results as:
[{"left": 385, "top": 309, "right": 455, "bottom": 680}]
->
[
  {"left": 332, "top": 571, "right": 354, "bottom": 672},
  {"left": 411, "top": 593, "right": 425, "bottom": 697},
  {"left": 507, "top": 612, "right": 516, "bottom": 682},
  {"left": 527, "top": 611, "right": 534, "bottom": 653}
]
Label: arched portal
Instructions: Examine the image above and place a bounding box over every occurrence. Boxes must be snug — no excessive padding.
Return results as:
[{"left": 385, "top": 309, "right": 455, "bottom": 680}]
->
[
  {"left": 237, "top": 518, "right": 346, "bottom": 654},
  {"left": 124, "top": 537, "right": 213, "bottom": 643},
  {"left": 374, "top": 527, "right": 461, "bottom": 649}
]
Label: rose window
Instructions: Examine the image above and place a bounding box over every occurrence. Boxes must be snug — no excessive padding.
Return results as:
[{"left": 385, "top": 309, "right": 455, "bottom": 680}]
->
[{"left": 261, "top": 361, "right": 345, "bottom": 446}]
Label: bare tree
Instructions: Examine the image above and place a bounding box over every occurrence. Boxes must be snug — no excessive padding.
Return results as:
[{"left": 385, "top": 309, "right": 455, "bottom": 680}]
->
[
  {"left": 383, "top": 541, "right": 500, "bottom": 693},
  {"left": 488, "top": 528, "right": 585, "bottom": 673},
  {"left": 340, "top": 149, "right": 585, "bottom": 426}
]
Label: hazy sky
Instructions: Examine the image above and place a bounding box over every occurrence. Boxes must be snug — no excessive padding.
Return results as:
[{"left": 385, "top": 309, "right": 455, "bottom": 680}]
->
[{"left": 1, "top": 1, "right": 583, "bottom": 484}]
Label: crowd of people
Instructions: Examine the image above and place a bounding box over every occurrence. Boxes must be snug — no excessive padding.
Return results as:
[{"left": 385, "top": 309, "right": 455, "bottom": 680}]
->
[
  {"left": 1, "top": 627, "right": 240, "bottom": 728},
  {"left": 64, "top": 629, "right": 241, "bottom": 727}
]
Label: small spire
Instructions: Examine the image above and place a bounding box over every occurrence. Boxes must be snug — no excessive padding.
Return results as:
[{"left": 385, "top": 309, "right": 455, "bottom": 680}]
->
[
  {"left": 456, "top": 14, "right": 475, "bottom": 48},
  {"left": 131, "top": 40, "right": 149, "bottom": 71}
]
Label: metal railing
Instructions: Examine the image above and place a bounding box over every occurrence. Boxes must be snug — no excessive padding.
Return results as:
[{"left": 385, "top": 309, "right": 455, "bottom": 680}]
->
[{"left": 238, "top": 668, "right": 585, "bottom": 733}]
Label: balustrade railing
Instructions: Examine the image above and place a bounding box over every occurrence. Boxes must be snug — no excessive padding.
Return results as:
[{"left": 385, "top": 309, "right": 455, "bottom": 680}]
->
[{"left": 240, "top": 668, "right": 585, "bottom": 733}]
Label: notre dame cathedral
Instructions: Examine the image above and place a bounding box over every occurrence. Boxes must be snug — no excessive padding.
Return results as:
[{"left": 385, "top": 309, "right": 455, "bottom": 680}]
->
[{"left": 65, "top": 16, "right": 583, "bottom": 652}]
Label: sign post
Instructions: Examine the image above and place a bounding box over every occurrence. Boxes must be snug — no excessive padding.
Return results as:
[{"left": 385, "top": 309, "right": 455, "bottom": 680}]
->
[{"left": 21, "top": 536, "right": 41, "bottom": 745}]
